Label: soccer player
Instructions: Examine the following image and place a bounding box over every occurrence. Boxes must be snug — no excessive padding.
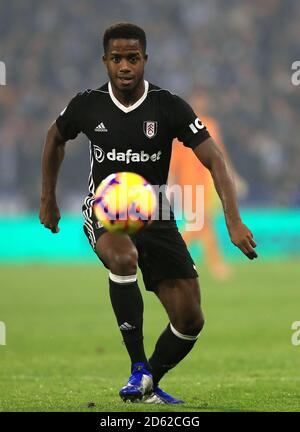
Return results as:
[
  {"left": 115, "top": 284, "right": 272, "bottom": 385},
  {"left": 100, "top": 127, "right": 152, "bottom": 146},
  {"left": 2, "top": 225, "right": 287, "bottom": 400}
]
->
[{"left": 39, "top": 23, "right": 257, "bottom": 404}]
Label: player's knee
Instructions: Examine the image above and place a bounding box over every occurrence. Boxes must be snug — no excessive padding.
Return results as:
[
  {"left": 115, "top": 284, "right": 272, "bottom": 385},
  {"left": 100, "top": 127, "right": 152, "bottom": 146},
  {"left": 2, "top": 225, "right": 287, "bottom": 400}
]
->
[
  {"left": 175, "top": 312, "right": 205, "bottom": 336},
  {"left": 109, "top": 248, "right": 138, "bottom": 275},
  {"left": 195, "top": 313, "right": 205, "bottom": 333}
]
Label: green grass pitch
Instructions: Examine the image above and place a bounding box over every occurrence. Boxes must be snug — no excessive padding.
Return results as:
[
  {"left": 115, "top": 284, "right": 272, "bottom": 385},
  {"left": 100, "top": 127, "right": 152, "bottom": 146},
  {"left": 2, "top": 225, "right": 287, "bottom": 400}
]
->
[{"left": 0, "top": 261, "right": 300, "bottom": 412}]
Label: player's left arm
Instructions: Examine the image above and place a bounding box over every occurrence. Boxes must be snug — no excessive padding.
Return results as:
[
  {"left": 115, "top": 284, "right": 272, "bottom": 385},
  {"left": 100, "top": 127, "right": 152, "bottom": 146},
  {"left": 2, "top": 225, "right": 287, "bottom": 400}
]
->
[
  {"left": 208, "top": 120, "right": 248, "bottom": 199},
  {"left": 193, "top": 137, "right": 257, "bottom": 260}
]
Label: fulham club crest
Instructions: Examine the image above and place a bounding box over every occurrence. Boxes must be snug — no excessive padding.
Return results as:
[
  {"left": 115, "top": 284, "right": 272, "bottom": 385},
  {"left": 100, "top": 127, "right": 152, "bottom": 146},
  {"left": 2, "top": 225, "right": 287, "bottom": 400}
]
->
[{"left": 143, "top": 121, "right": 158, "bottom": 139}]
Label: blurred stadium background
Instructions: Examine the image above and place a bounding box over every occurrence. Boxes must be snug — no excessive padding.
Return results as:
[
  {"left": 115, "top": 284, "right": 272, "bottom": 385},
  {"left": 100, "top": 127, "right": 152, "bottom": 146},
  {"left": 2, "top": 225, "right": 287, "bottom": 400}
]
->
[
  {"left": 1, "top": 0, "right": 300, "bottom": 262},
  {"left": 1, "top": 0, "right": 300, "bottom": 411}
]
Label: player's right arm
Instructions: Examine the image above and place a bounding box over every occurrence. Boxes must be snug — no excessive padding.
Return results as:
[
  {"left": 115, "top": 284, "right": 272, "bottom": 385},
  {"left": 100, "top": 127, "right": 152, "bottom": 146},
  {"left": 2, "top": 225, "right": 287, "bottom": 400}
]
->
[
  {"left": 39, "top": 92, "right": 83, "bottom": 233},
  {"left": 39, "top": 122, "right": 66, "bottom": 233}
]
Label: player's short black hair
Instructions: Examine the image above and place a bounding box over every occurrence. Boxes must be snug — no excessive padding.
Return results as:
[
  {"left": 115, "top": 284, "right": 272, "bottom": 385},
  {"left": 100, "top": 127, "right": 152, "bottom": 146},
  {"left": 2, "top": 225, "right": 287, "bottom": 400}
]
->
[{"left": 103, "top": 22, "right": 147, "bottom": 54}]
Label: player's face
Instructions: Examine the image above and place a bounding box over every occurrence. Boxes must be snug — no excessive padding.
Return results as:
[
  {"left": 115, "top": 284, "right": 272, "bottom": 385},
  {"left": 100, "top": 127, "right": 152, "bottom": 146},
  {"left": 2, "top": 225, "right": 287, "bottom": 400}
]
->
[{"left": 103, "top": 39, "right": 147, "bottom": 94}]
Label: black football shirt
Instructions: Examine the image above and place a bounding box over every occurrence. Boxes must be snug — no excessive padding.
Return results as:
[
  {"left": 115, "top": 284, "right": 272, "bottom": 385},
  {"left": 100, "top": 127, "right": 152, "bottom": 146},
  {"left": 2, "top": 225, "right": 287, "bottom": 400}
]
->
[{"left": 56, "top": 80, "right": 210, "bottom": 217}]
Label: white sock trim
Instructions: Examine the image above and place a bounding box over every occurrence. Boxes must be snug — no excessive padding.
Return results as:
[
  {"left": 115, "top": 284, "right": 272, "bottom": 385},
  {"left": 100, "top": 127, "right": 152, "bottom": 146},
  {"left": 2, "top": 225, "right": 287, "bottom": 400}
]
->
[
  {"left": 109, "top": 272, "right": 137, "bottom": 284},
  {"left": 170, "top": 323, "right": 199, "bottom": 341}
]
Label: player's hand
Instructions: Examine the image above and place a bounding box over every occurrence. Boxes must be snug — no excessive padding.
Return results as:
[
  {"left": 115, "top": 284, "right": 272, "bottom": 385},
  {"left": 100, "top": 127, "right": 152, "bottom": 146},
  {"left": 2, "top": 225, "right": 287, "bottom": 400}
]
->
[
  {"left": 227, "top": 221, "right": 257, "bottom": 260},
  {"left": 39, "top": 197, "right": 61, "bottom": 234}
]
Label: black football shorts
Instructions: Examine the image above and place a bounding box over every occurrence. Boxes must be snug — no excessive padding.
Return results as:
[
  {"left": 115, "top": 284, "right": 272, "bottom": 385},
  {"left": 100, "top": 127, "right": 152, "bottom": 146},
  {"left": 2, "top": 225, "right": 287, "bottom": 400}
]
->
[{"left": 82, "top": 205, "right": 198, "bottom": 292}]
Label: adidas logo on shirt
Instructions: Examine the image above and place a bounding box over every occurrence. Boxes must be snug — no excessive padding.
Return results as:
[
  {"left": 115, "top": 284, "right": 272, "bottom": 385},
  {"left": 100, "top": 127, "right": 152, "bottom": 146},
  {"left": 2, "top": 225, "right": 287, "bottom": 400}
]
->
[{"left": 94, "top": 122, "right": 108, "bottom": 132}]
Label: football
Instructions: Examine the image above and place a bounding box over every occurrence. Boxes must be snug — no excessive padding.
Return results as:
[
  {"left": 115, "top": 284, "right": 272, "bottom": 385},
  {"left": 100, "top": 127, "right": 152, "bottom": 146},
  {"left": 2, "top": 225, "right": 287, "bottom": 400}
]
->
[{"left": 93, "top": 172, "right": 157, "bottom": 234}]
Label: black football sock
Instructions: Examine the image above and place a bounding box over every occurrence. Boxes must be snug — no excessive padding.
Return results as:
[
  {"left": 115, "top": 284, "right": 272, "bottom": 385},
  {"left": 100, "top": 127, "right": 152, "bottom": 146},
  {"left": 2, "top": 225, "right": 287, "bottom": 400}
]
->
[
  {"left": 149, "top": 323, "right": 199, "bottom": 387},
  {"left": 108, "top": 272, "right": 150, "bottom": 371}
]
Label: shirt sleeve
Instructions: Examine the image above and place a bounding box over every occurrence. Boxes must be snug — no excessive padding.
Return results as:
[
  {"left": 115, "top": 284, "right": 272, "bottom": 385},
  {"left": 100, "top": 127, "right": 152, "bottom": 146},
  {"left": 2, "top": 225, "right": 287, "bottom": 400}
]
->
[
  {"left": 170, "top": 94, "right": 210, "bottom": 149},
  {"left": 55, "top": 92, "right": 83, "bottom": 141}
]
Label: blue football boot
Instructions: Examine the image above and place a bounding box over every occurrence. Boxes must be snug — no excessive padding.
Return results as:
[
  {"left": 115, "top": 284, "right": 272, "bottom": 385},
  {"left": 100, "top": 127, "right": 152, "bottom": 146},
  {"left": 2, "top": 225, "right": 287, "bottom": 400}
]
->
[
  {"left": 143, "top": 386, "right": 184, "bottom": 404},
  {"left": 119, "top": 362, "right": 153, "bottom": 402}
]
